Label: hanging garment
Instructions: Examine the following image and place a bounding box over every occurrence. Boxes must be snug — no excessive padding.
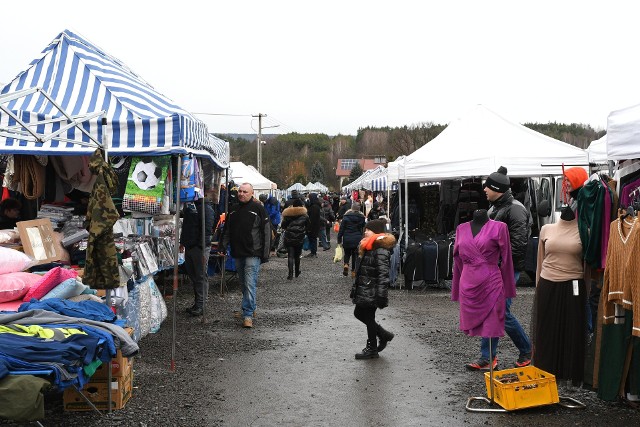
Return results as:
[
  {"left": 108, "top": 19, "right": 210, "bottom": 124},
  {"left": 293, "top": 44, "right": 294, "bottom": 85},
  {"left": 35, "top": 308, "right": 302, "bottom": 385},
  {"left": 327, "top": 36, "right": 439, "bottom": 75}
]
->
[
  {"left": 84, "top": 149, "right": 120, "bottom": 289},
  {"left": 602, "top": 217, "right": 640, "bottom": 334},
  {"left": 178, "top": 156, "right": 203, "bottom": 202},
  {"left": 451, "top": 220, "right": 515, "bottom": 337}
]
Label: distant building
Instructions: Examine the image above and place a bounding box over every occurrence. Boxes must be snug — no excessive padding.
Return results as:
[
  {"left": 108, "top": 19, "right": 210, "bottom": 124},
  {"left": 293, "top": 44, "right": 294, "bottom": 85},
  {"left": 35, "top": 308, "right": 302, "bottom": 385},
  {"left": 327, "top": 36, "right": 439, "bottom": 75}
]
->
[{"left": 336, "top": 157, "right": 386, "bottom": 188}]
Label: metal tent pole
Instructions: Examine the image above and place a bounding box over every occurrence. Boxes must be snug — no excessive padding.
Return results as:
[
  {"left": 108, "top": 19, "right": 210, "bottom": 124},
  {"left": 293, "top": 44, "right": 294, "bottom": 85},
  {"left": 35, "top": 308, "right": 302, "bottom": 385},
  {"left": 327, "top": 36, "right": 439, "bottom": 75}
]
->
[
  {"left": 171, "top": 154, "right": 182, "bottom": 371},
  {"left": 100, "top": 115, "right": 114, "bottom": 414},
  {"left": 201, "top": 181, "right": 208, "bottom": 325}
]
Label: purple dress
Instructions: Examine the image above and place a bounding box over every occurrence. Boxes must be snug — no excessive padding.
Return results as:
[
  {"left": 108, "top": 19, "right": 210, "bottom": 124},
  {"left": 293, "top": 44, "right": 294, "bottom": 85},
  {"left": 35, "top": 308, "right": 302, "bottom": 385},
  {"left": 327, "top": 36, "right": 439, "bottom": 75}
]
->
[{"left": 451, "top": 220, "right": 515, "bottom": 337}]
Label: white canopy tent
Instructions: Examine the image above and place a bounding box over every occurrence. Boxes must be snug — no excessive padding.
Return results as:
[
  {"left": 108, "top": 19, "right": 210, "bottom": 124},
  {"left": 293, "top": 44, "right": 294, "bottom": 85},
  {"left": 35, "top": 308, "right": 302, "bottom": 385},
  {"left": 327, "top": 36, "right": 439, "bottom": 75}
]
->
[
  {"left": 229, "top": 162, "right": 277, "bottom": 192},
  {"left": 586, "top": 135, "right": 608, "bottom": 164},
  {"left": 606, "top": 103, "right": 640, "bottom": 161},
  {"left": 287, "top": 182, "right": 305, "bottom": 192},
  {"left": 402, "top": 105, "right": 589, "bottom": 181},
  {"left": 313, "top": 182, "right": 329, "bottom": 193}
]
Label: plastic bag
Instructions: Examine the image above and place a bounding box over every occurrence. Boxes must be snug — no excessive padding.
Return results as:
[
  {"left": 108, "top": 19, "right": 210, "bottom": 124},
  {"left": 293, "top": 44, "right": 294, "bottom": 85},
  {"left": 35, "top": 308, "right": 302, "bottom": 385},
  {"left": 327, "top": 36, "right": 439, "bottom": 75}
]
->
[
  {"left": 302, "top": 235, "right": 310, "bottom": 251},
  {"left": 333, "top": 244, "right": 344, "bottom": 263},
  {"left": 333, "top": 222, "right": 340, "bottom": 233}
]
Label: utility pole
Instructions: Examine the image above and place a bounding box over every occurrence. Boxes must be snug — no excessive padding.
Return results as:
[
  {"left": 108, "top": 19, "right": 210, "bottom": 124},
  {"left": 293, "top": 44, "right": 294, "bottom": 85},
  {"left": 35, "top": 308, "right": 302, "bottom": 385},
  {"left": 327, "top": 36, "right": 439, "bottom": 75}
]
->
[
  {"left": 252, "top": 113, "right": 266, "bottom": 173},
  {"left": 252, "top": 113, "right": 279, "bottom": 174}
]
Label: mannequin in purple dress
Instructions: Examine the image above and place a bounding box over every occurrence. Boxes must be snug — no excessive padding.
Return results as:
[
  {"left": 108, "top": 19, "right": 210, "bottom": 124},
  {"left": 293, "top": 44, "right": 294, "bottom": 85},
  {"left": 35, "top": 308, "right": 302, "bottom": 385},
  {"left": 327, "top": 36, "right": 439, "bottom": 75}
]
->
[{"left": 452, "top": 210, "right": 516, "bottom": 368}]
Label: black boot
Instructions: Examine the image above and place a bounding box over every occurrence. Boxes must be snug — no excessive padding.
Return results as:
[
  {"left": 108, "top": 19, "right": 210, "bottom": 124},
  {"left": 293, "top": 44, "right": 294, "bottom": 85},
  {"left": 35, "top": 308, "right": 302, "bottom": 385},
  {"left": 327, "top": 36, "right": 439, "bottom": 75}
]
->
[
  {"left": 376, "top": 324, "right": 394, "bottom": 352},
  {"left": 355, "top": 339, "right": 379, "bottom": 360},
  {"left": 287, "top": 271, "right": 293, "bottom": 280}
]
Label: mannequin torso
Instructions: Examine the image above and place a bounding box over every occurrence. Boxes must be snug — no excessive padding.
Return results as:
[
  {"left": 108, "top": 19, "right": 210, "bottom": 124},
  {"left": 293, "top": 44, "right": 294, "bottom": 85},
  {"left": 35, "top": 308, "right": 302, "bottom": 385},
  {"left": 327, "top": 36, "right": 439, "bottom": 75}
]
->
[{"left": 471, "top": 209, "right": 489, "bottom": 237}]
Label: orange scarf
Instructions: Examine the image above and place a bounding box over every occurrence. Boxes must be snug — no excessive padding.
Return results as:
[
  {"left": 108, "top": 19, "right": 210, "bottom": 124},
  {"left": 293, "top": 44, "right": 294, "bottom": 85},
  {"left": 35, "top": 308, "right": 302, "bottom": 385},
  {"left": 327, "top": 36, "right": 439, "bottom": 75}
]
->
[{"left": 360, "top": 233, "right": 385, "bottom": 251}]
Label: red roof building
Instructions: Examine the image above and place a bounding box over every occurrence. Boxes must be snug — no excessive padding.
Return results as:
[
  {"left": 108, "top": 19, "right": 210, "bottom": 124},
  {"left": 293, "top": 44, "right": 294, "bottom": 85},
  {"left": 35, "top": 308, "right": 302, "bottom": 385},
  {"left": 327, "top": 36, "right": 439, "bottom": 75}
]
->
[{"left": 335, "top": 157, "right": 386, "bottom": 177}]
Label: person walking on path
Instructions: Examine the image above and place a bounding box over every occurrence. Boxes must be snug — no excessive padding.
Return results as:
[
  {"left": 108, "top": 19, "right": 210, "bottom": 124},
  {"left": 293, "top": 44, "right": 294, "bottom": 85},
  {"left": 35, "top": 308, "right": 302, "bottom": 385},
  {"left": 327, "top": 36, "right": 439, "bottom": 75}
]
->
[
  {"left": 466, "top": 166, "right": 532, "bottom": 370},
  {"left": 338, "top": 202, "right": 366, "bottom": 277},
  {"left": 180, "top": 195, "right": 215, "bottom": 317},
  {"left": 280, "top": 198, "right": 310, "bottom": 280},
  {"left": 336, "top": 196, "right": 351, "bottom": 221},
  {"left": 222, "top": 183, "right": 271, "bottom": 328},
  {"left": 350, "top": 219, "right": 396, "bottom": 359},
  {"left": 304, "top": 193, "right": 322, "bottom": 258},
  {"left": 320, "top": 199, "right": 335, "bottom": 251},
  {"left": 264, "top": 195, "right": 282, "bottom": 252},
  {"left": 367, "top": 201, "right": 385, "bottom": 221}
]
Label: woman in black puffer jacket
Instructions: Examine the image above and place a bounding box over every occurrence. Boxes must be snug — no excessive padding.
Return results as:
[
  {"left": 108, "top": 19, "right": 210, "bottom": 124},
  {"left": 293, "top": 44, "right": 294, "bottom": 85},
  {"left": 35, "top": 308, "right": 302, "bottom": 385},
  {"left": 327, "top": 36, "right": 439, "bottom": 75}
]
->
[
  {"left": 281, "top": 199, "right": 310, "bottom": 280},
  {"left": 350, "top": 218, "right": 396, "bottom": 360},
  {"left": 337, "top": 202, "right": 366, "bottom": 277}
]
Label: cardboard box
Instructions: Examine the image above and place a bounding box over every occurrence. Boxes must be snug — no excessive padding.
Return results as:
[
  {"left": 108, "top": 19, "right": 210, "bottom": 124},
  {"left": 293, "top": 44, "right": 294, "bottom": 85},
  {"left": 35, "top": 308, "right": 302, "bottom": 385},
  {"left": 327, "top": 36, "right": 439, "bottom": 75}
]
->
[
  {"left": 91, "top": 353, "right": 133, "bottom": 379},
  {"left": 91, "top": 327, "right": 135, "bottom": 379},
  {"left": 63, "top": 370, "right": 133, "bottom": 412}
]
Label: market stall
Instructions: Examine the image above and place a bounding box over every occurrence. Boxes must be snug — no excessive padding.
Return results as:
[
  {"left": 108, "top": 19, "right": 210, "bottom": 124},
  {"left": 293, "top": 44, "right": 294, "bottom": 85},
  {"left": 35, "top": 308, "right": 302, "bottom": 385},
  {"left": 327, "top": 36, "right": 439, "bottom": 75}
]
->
[{"left": 0, "top": 29, "right": 229, "bottom": 421}]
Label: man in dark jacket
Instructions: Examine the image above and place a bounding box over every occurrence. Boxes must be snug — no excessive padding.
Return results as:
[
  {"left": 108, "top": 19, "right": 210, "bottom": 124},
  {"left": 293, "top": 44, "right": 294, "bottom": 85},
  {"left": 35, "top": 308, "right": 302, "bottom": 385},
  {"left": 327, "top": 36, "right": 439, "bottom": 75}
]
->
[
  {"left": 180, "top": 197, "right": 215, "bottom": 316},
  {"left": 321, "top": 199, "right": 335, "bottom": 248},
  {"left": 304, "top": 193, "right": 322, "bottom": 258},
  {"left": 222, "top": 183, "right": 270, "bottom": 328},
  {"left": 336, "top": 196, "right": 351, "bottom": 221},
  {"left": 467, "top": 166, "right": 532, "bottom": 370}
]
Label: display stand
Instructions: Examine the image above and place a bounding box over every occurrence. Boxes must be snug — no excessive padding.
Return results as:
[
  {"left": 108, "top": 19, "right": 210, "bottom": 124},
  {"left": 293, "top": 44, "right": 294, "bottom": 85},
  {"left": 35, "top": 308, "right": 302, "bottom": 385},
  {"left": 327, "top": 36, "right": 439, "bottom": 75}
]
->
[
  {"left": 466, "top": 337, "right": 507, "bottom": 413},
  {"left": 465, "top": 338, "right": 586, "bottom": 412}
]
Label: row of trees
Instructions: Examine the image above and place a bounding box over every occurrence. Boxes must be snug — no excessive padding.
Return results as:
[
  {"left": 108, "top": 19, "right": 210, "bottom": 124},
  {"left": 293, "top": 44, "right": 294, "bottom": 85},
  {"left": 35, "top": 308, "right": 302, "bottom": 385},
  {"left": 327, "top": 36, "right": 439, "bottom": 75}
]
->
[{"left": 220, "top": 121, "right": 604, "bottom": 191}]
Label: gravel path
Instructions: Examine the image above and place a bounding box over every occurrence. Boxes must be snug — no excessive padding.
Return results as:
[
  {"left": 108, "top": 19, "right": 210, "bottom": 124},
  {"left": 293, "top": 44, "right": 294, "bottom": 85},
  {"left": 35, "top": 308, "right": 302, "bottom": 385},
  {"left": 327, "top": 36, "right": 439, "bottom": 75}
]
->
[{"left": 5, "top": 237, "right": 638, "bottom": 426}]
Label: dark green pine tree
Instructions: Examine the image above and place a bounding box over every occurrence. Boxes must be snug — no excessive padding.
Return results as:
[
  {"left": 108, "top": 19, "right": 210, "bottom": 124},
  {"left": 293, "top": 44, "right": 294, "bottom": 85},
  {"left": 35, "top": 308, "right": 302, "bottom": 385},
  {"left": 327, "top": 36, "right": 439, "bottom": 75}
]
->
[
  {"left": 349, "top": 162, "right": 363, "bottom": 180},
  {"left": 310, "top": 161, "right": 325, "bottom": 183}
]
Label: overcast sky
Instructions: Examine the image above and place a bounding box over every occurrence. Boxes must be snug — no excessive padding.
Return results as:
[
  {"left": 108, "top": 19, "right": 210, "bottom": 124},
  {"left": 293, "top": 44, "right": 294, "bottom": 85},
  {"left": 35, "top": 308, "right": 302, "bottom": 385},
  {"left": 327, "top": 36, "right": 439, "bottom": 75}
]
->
[{"left": 1, "top": 1, "right": 639, "bottom": 137}]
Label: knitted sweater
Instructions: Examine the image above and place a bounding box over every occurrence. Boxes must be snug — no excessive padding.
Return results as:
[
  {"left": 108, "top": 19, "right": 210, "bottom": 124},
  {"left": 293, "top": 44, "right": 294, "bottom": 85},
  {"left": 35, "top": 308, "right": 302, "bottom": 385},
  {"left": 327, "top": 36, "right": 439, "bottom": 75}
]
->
[
  {"left": 602, "top": 217, "right": 640, "bottom": 336},
  {"left": 536, "top": 219, "right": 584, "bottom": 284}
]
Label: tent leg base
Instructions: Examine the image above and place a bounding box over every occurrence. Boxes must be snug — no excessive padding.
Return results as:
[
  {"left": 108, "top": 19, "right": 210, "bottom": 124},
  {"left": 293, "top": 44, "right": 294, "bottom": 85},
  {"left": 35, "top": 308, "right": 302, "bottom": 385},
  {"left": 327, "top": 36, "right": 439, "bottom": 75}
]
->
[{"left": 465, "top": 396, "right": 508, "bottom": 413}]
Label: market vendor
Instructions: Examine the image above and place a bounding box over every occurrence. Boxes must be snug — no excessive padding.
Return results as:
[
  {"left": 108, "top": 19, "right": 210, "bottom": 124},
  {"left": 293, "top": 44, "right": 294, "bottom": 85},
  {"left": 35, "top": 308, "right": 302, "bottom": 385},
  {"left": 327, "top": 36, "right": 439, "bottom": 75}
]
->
[{"left": 0, "top": 198, "right": 21, "bottom": 229}]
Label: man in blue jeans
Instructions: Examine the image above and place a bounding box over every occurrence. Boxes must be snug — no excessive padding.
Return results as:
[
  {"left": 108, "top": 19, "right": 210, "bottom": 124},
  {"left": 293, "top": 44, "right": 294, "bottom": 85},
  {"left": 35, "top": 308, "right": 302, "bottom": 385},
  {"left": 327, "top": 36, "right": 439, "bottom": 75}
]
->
[
  {"left": 222, "top": 183, "right": 271, "bottom": 328},
  {"left": 467, "top": 166, "right": 532, "bottom": 370}
]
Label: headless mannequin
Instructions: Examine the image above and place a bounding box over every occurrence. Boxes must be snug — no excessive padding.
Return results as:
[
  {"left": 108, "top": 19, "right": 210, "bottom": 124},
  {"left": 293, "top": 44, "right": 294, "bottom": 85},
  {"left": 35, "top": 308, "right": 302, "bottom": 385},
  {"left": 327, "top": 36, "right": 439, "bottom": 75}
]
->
[
  {"left": 471, "top": 209, "right": 489, "bottom": 237},
  {"left": 560, "top": 205, "right": 575, "bottom": 221}
]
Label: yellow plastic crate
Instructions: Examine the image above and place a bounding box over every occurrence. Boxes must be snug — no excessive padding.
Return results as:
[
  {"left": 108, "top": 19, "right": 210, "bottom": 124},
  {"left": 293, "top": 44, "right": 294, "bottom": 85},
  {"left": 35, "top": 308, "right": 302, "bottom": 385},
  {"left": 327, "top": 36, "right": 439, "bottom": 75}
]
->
[{"left": 484, "top": 366, "right": 559, "bottom": 411}]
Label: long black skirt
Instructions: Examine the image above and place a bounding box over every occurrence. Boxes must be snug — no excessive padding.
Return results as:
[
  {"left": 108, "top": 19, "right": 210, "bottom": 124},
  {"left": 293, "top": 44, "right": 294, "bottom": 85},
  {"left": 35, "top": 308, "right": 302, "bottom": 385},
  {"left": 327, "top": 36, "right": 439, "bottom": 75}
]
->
[{"left": 534, "top": 277, "right": 586, "bottom": 384}]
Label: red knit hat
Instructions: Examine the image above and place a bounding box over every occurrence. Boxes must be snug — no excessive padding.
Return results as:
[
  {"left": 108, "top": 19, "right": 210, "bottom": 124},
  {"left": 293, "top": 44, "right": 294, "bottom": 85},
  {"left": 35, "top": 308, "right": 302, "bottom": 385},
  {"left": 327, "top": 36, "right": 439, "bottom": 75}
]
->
[{"left": 563, "top": 167, "right": 588, "bottom": 190}]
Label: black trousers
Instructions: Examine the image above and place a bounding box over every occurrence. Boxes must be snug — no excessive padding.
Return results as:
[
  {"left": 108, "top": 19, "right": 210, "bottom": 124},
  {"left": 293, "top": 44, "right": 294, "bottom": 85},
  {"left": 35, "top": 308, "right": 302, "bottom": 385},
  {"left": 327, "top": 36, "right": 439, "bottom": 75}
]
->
[
  {"left": 185, "top": 246, "right": 211, "bottom": 308},
  {"left": 287, "top": 245, "right": 302, "bottom": 275},
  {"left": 354, "top": 304, "right": 378, "bottom": 342},
  {"left": 344, "top": 247, "right": 357, "bottom": 270}
]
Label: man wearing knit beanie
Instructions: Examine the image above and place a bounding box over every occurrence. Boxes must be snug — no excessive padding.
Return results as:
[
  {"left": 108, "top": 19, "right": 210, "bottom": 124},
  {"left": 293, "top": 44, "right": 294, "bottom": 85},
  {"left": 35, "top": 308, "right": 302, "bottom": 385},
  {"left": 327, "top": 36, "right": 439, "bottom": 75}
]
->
[{"left": 467, "top": 166, "right": 533, "bottom": 371}]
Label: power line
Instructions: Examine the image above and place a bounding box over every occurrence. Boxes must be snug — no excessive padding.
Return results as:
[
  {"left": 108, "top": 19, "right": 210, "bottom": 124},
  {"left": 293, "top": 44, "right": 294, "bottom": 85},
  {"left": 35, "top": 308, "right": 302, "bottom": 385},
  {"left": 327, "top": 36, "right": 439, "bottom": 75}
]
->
[{"left": 192, "top": 112, "right": 253, "bottom": 117}]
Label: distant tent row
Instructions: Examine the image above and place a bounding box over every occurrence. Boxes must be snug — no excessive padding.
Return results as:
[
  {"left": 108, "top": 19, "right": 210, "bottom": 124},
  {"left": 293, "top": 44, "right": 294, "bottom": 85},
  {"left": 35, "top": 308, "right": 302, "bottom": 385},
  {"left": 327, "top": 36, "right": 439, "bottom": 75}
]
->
[{"left": 286, "top": 181, "right": 328, "bottom": 193}]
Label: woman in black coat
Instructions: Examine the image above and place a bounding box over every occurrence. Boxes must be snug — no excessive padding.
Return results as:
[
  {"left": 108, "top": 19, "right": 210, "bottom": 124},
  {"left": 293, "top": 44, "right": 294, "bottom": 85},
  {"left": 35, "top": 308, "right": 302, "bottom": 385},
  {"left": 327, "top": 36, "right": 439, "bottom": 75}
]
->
[
  {"left": 337, "top": 202, "right": 366, "bottom": 277},
  {"left": 281, "top": 199, "right": 310, "bottom": 280},
  {"left": 350, "top": 219, "right": 396, "bottom": 359}
]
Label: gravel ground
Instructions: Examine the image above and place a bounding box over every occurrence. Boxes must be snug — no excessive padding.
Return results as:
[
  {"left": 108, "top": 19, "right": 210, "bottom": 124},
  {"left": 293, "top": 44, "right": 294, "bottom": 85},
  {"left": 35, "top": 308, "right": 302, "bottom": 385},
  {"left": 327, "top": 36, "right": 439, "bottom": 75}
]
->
[{"left": 3, "top": 236, "right": 638, "bottom": 426}]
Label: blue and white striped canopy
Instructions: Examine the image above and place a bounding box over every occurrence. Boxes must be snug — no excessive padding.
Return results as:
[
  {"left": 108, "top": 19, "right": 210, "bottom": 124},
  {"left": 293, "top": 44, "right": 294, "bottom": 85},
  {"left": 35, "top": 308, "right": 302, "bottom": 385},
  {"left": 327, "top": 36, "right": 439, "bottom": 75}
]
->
[
  {"left": 0, "top": 29, "right": 223, "bottom": 165},
  {"left": 371, "top": 176, "right": 387, "bottom": 192}
]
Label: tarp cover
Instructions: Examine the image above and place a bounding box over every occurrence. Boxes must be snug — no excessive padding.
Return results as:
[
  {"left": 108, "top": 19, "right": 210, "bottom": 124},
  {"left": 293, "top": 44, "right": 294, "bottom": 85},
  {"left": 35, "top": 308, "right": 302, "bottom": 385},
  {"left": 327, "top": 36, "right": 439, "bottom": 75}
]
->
[
  {"left": 402, "top": 105, "right": 589, "bottom": 181},
  {"left": 0, "top": 29, "right": 225, "bottom": 166}
]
